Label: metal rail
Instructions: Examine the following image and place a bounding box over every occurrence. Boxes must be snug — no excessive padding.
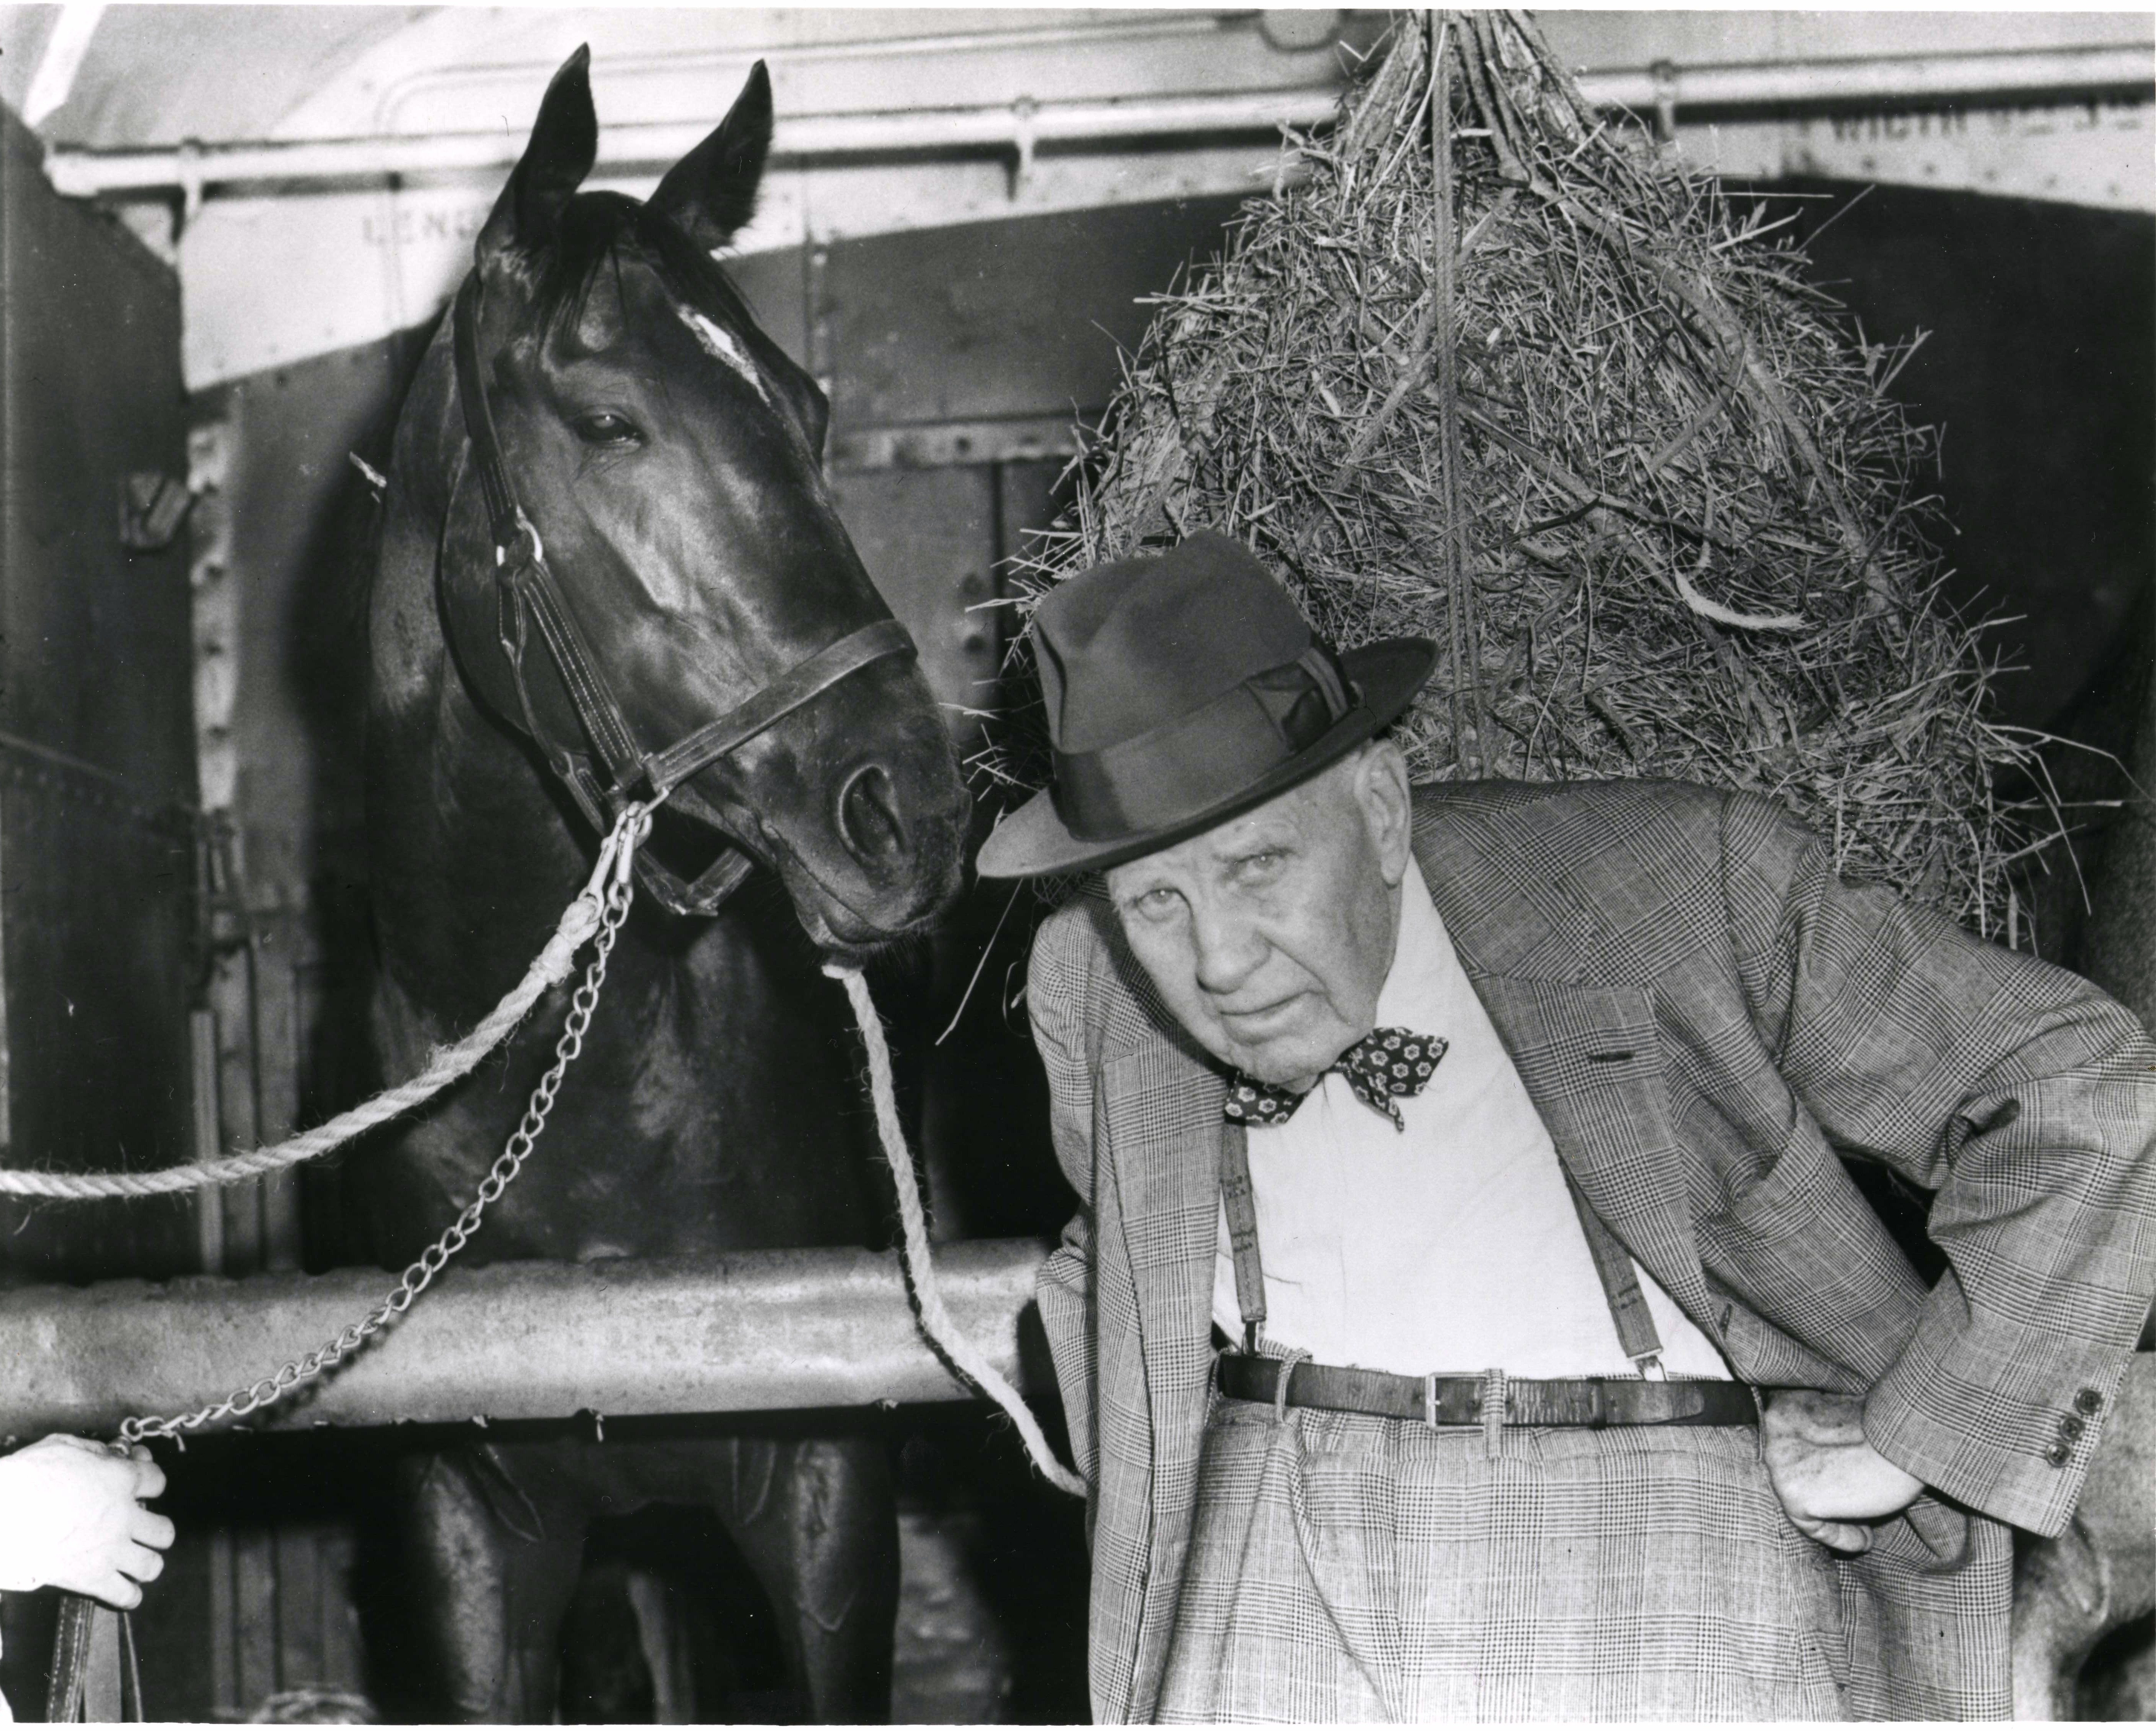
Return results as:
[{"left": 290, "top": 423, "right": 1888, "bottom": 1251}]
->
[
  {"left": 1579, "top": 44, "right": 2151, "bottom": 115},
  {"left": 0, "top": 1237, "right": 1052, "bottom": 1439},
  {"left": 37, "top": 43, "right": 2154, "bottom": 203},
  {"left": 43, "top": 90, "right": 1342, "bottom": 200}
]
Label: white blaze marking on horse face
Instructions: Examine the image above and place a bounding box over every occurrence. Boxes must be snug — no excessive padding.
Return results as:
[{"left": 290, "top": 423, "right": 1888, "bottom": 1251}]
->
[{"left": 678, "top": 306, "right": 770, "bottom": 406}]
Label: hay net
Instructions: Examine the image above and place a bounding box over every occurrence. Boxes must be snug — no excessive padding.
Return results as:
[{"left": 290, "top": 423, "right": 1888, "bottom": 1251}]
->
[{"left": 993, "top": 10, "right": 2050, "bottom": 941}]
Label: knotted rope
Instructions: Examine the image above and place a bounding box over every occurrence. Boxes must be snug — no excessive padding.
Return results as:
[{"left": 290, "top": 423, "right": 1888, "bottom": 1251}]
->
[
  {"left": 0, "top": 810, "right": 649, "bottom": 1201},
  {"left": 825, "top": 964, "right": 1086, "bottom": 1499},
  {"left": 0, "top": 799, "right": 1085, "bottom": 1490},
  {"left": 117, "top": 818, "right": 647, "bottom": 1442}
]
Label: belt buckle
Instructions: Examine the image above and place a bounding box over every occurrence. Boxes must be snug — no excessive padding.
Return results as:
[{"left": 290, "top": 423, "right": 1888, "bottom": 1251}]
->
[{"left": 1424, "top": 1372, "right": 1439, "bottom": 1429}]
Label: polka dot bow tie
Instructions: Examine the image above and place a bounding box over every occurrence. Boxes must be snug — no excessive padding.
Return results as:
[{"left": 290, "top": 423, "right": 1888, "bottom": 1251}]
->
[{"left": 1223, "top": 1028, "right": 1448, "bottom": 1133}]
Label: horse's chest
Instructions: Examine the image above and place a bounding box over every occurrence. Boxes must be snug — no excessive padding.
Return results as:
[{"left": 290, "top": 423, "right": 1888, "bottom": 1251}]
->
[{"left": 384, "top": 939, "right": 877, "bottom": 1262}]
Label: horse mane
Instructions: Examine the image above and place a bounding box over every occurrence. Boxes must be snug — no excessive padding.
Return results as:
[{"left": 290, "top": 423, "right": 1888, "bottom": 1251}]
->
[{"left": 531, "top": 192, "right": 763, "bottom": 349}]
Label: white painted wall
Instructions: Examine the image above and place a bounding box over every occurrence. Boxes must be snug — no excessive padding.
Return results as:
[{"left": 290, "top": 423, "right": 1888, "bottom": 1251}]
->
[{"left": 13, "top": 8, "right": 2149, "bottom": 389}]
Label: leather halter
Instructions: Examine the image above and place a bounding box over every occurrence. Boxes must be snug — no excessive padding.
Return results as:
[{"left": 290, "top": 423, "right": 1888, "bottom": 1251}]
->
[{"left": 450, "top": 273, "right": 917, "bottom": 916}]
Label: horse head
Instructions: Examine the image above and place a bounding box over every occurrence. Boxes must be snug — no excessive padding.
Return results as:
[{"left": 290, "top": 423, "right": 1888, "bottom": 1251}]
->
[{"left": 436, "top": 48, "right": 967, "bottom": 952}]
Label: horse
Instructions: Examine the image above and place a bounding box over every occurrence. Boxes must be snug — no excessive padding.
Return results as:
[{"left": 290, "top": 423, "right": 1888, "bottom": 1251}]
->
[{"left": 355, "top": 48, "right": 968, "bottom": 1720}]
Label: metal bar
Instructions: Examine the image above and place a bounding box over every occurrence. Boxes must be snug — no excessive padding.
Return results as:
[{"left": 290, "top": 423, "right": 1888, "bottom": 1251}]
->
[
  {"left": 828, "top": 414, "right": 1083, "bottom": 475},
  {"left": 39, "top": 44, "right": 2153, "bottom": 202},
  {"left": 44, "top": 90, "right": 1342, "bottom": 198},
  {"left": 1573, "top": 44, "right": 2153, "bottom": 114},
  {"left": 0, "top": 1237, "right": 1052, "bottom": 1438}
]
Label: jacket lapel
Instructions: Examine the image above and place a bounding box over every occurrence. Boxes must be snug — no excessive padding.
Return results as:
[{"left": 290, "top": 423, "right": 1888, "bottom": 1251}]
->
[
  {"left": 1105, "top": 1038, "right": 1225, "bottom": 1398},
  {"left": 1103, "top": 1036, "right": 1225, "bottom": 1716}
]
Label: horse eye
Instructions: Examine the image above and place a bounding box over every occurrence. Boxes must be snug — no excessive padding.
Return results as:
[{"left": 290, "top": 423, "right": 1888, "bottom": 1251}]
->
[{"left": 573, "top": 411, "right": 642, "bottom": 448}]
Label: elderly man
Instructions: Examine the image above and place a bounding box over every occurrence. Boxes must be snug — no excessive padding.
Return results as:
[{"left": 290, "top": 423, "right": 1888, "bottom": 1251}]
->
[{"left": 977, "top": 533, "right": 2156, "bottom": 1723}]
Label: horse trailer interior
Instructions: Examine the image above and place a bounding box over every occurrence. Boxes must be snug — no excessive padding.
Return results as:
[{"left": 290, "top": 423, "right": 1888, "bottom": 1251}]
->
[{"left": 0, "top": 8, "right": 2148, "bottom": 1722}]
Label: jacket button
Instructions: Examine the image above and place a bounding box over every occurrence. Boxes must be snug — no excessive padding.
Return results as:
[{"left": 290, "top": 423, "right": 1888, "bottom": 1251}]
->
[
  {"left": 2059, "top": 1413, "right": 2085, "bottom": 1440},
  {"left": 2074, "top": 1388, "right": 2103, "bottom": 1415},
  {"left": 2045, "top": 1441, "right": 2072, "bottom": 1468}
]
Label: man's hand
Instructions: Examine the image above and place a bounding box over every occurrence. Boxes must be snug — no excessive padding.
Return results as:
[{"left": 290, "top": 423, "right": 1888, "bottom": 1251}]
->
[
  {"left": 0, "top": 1434, "right": 175, "bottom": 1607},
  {"left": 1761, "top": 1389, "right": 1924, "bottom": 1554}
]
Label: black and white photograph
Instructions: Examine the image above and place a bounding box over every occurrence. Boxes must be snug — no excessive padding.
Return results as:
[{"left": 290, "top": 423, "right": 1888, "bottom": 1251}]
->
[{"left": 0, "top": 6, "right": 2147, "bottom": 1723}]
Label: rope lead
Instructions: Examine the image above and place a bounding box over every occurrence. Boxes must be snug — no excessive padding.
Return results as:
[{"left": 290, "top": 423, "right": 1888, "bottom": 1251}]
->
[
  {"left": 826, "top": 964, "right": 1087, "bottom": 1499},
  {"left": 0, "top": 809, "right": 649, "bottom": 1202}
]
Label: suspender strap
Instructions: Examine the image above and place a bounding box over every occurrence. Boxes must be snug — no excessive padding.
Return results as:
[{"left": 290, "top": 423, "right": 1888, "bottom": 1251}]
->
[
  {"left": 1220, "top": 1097, "right": 1667, "bottom": 1377},
  {"left": 1562, "top": 1170, "right": 1666, "bottom": 1376},
  {"left": 1219, "top": 1120, "right": 1265, "bottom": 1355}
]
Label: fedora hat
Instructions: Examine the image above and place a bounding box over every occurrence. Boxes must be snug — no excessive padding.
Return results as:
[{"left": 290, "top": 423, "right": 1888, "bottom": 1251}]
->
[{"left": 977, "top": 533, "right": 1436, "bottom": 879}]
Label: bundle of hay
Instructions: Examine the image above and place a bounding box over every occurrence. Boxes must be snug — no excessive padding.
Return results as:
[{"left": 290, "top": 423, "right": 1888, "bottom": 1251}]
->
[{"left": 994, "top": 11, "right": 2052, "bottom": 940}]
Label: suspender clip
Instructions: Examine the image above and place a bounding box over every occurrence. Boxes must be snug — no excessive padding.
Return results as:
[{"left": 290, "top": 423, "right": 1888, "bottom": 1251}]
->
[{"left": 1633, "top": 1350, "right": 1667, "bottom": 1382}]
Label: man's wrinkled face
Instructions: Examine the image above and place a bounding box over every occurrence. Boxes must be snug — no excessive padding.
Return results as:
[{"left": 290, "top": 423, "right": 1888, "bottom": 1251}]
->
[{"left": 1105, "top": 741, "right": 1412, "bottom": 1091}]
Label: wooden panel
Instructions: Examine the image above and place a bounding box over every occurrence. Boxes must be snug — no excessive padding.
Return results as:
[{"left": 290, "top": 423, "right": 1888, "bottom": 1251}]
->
[
  {"left": 828, "top": 467, "right": 1000, "bottom": 747},
  {"left": 0, "top": 102, "right": 198, "bottom": 1281},
  {"left": 1767, "top": 181, "right": 2154, "bottom": 731},
  {"left": 817, "top": 195, "right": 1246, "bottom": 431}
]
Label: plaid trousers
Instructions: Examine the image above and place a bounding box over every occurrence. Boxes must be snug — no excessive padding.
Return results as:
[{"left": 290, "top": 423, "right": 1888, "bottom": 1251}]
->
[
  {"left": 1030, "top": 779, "right": 2156, "bottom": 1720},
  {"left": 1157, "top": 1396, "right": 1850, "bottom": 1723}
]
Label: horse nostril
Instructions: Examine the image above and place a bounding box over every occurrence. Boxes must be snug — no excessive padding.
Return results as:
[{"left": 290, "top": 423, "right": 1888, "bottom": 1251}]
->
[{"left": 837, "top": 764, "right": 909, "bottom": 867}]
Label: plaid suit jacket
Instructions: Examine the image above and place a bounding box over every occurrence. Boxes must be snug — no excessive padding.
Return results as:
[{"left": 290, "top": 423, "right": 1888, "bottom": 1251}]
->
[{"left": 1028, "top": 779, "right": 2156, "bottom": 1722}]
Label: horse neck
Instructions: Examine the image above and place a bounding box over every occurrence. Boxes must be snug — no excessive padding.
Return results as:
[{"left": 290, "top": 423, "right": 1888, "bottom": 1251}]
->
[{"left": 366, "top": 320, "right": 606, "bottom": 1030}]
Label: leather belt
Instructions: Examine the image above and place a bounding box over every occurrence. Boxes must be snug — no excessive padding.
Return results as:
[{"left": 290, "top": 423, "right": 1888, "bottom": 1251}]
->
[{"left": 1216, "top": 1353, "right": 1759, "bottom": 1429}]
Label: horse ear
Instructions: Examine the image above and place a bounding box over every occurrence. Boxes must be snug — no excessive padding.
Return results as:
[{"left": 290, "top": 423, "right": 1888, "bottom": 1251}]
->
[
  {"left": 477, "top": 45, "right": 598, "bottom": 271},
  {"left": 649, "top": 62, "right": 773, "bottom": 250}
]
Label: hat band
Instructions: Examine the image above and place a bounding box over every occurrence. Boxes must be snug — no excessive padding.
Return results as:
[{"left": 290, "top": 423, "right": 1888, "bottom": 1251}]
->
[{"left": 1051, "top": 647, "right": 1358, "bottom": 843}]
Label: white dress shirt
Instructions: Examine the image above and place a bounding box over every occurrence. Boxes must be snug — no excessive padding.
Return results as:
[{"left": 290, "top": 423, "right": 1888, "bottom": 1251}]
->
[{"left": 1212, "top": 858, "right": 1731, "bottom": 1379}]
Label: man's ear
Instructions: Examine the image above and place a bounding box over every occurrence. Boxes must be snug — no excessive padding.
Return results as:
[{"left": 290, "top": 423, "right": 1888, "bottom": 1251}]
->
[
  {"left": 475, "top": 46, "right": 598, "bottom": 278},
  {"left": 1353, "top": 739, "right": 1414, "bottom": 887},
  {"left": 650, "top": 61, "right": 773, "bottom": 251}
]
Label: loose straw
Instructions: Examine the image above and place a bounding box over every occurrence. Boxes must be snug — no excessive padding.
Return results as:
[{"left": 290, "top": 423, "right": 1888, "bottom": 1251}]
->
[{"left": 991, "top": 9, "right": 2054, "bottom": 945}]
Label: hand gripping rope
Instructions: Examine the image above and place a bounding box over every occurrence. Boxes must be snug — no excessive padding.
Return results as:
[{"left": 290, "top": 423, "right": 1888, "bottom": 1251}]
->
[{"left": 0, "top": 806, "right": 1083, "bottom": 1492}]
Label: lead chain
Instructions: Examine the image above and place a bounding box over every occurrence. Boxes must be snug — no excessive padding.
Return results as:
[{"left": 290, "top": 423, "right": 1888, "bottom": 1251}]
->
[{"left": 118, "top": 853, "right": 640, "bottom": 1447}]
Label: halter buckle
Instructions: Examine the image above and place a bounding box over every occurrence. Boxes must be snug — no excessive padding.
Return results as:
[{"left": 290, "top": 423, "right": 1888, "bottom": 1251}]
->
[{"left": 496, "top": 509, "right": 545, "bottom": 572}]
